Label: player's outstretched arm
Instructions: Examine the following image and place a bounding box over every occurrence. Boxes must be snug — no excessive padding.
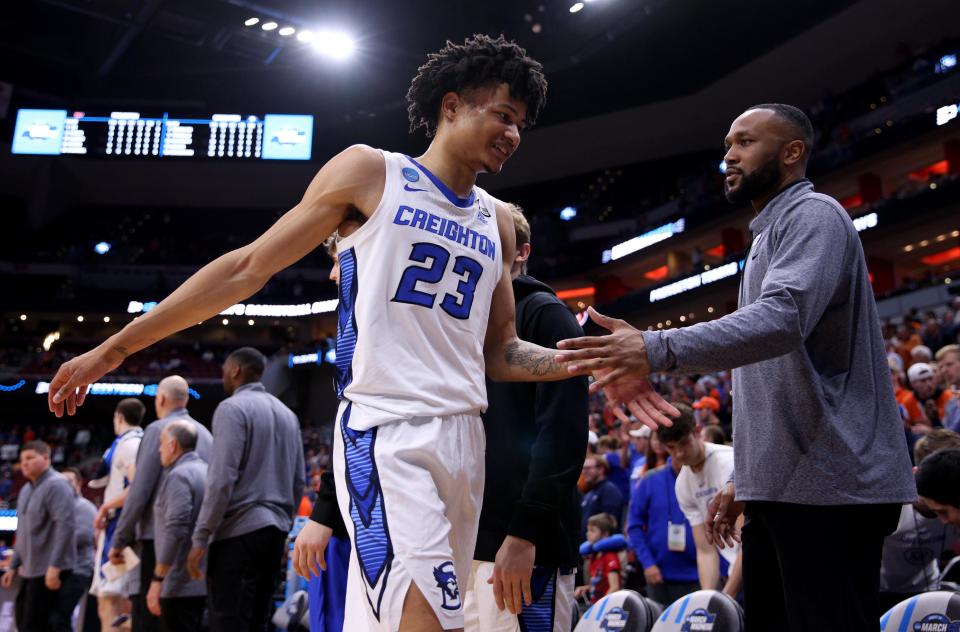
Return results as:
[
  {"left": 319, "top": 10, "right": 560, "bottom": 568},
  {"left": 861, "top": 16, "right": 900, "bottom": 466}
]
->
[
  {"left": 483, "top": 200, "right": 569, "bottom": 383},
  {"left": 49, "top": 145, "right": 385, "bottom": 416}
]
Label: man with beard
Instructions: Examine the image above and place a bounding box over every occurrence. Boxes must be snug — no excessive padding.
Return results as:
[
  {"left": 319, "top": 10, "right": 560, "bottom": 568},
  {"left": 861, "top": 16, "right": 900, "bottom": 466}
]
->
[{"left": 555, "top": 104, "right": 916, "bottom": 631}]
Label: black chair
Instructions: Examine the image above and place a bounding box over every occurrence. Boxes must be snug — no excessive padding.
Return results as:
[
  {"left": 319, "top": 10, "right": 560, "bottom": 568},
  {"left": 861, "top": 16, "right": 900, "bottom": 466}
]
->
[{"left": 650, "top": 590, "right": 744, "bottom": 632}]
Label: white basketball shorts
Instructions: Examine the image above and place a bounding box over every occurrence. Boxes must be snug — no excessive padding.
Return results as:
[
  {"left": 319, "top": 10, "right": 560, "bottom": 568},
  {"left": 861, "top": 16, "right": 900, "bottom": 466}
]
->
[
  {"left": 464, "top": 561, "right": 575, "bottom": 632},
  {"left": 333, "top": 400, "right": 485, "bottom": 631}
]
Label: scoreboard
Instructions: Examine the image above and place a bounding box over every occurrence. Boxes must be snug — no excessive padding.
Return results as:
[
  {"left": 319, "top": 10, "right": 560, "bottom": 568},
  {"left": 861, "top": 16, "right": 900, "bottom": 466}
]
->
[{"left": 11, "top": 109, "right": 314, "bottom": 161}]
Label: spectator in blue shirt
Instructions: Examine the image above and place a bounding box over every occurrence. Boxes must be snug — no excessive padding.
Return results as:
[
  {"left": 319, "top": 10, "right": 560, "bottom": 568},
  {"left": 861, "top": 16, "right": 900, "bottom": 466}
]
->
[
  {"left": 627, "top": 455, "right": 699, "bottom": 606},
  {"left": 580, "top": 455, "right": 623, "bottom": 540}
]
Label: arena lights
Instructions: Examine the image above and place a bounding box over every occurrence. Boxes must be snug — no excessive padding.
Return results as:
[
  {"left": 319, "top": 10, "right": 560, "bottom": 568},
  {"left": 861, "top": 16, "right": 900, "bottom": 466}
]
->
[
  {"left": 128, "top": 299, "right": 338, "bottom": 318},
  {"left": 19, "top": 314, "right": 26, "bottom": 321},
  {"left": 261, "top": 21, "right": 278, "bottom": 31},
  {"left": 853, "top": 212, "right": 878, "bottom": 232},
  {"left": 718, "top": 161, "right": 728, "bottom": 174},
  {"left": 278, "top": 26, "right": 296, "bottom": 37},
  {"left": 34, "top": 381, "right": 200, "bottom": 399},
  {"left": 937, "top": 53, "right": 957, "bottom": 74},
  {"left": 937, "top": 103, "right": 958, "bottom": 126},
  {"left": 43, "top": 331, "right": 60, "bottom": 351},
  {"left": 569, "top": 3, "right": 584, "bottom": 13},
  {"left": 312, "top": 31, "right": 355, "bottom": 59},
  {"left": 0, "top": 380, "right": 25, "bottom": 393},
  {"left": 244, "top": 17, "right": 259, "bottom": 27},
  {"left": 559, "top": 206, "right": 577, "bottom": 221},
  {"left": 288, "top": 352, "right": 321, "bottom": 367},
  {"left": 94, "top": 241, "right": 111, "bottom": 255},
  {"left": 603, "top": 219, "right": 686, "bottom": 263},
  {"left": 649, "top": 261, "right": 740, "bottom": 303}
]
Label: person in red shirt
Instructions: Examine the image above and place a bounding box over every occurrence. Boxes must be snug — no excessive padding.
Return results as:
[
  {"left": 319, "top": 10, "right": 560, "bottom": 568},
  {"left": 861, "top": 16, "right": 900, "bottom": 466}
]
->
[{"left": 575, "top": 513, "right": 622, "bottom": 603}]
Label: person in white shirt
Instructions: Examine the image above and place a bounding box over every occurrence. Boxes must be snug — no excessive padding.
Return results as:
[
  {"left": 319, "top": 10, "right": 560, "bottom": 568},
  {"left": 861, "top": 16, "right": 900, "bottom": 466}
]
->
[{"left": 657, "top": 403, "right": 742, "bottom": 597}]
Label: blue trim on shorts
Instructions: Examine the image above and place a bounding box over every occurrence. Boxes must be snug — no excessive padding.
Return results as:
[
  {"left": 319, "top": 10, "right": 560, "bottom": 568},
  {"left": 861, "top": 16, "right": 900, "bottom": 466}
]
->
[
  {"left": 335, "top": 247, "right": 359, "bottom": 397},
  {"left": 341, "top": 403, "right": 393, "bottom": 621},
  {"left": 518, "top": 566, "right": 557, "bottom": 632}
]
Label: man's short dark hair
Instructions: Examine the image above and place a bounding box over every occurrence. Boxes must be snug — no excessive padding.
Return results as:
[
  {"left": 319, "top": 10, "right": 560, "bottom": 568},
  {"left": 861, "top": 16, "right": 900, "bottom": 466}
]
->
[
  {"left": 227, "top": 347, "right": 266, "bottom": 380},
  {"left": 406, "top": 34, "right": 548, "bottom": 137},
  {"left": 21, "top": 440, "right": 50, "bottom": 457},
  {"left": 115, "top": 397, "right": 146, "bottom": 427},
  {"left": 746, "top": 103, "right": 814, "bottom": 159},
  {"left": 917, "top": 448, "right": 960, "bottom": 508},
  {"left": 656, "top": 403, "right": 696, "bottom": 444},
  {"left": 61, "top": 467, "right": 82, "bottom": 484},
  {"left": 164, "top": 420, "right": 198, "bottom": 453}
]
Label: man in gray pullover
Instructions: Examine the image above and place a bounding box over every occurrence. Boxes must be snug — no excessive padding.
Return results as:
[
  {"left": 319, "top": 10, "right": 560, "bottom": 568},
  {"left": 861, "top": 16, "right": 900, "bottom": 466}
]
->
[
  {"left": 108, "top": 375, "right": 212, "bottom": 632},
  {"left": 186, "top": 346, "right": 305, "bottom": 632},
  {"left": 556, "top": 104, "right": 917, "bottom": 631},
  {"left": 147, "top": 420, "right": 208, "bottom": 632},
  {"left": 1, "top": 441, "right": 76, "bottom": 632}
]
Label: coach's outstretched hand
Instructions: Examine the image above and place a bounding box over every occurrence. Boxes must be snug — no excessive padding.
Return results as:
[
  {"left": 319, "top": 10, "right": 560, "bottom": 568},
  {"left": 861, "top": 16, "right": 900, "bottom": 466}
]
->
[
  {"left": 293, "top": 520, "right": 333, "bottom": 579},
  {"left": 48, "top": 345, "right": 126, "bottom": 417},
  {"left": 555, "top": 307, "right": 679, "bottom": 429}
]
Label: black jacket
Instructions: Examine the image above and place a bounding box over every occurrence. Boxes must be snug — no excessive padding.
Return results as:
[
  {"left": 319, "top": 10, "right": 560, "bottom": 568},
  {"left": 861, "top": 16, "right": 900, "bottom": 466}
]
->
[{"left": 475, "top": 275, "right": 589, "bottom": 567}]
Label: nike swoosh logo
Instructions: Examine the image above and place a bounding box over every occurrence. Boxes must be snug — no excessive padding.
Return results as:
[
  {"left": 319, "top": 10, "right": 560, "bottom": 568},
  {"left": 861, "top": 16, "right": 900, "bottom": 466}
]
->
[{"left": 404, "top": 184, "right": 427, "bottom": 192}]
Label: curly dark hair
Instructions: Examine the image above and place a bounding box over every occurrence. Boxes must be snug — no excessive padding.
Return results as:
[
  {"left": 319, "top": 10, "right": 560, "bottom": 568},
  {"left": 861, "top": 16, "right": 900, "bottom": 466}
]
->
[{"left": 406, "top": 34, "right": 547, "bottom": 137}]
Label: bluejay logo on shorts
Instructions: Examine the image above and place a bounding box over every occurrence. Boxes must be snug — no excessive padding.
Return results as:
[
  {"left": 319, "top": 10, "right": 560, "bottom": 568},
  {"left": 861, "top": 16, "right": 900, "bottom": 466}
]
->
[
  {"left": 432, "top": 562, "right": 461, "bottom": 611},
  {"left": 913, "top": 613, "right": 960, "bottom": 632},
  {"left": 681, "top": 608, "right": 717, "bottom": 631},
  {"left": 600, "top": 607, "right": 630, "bottom": 630}
]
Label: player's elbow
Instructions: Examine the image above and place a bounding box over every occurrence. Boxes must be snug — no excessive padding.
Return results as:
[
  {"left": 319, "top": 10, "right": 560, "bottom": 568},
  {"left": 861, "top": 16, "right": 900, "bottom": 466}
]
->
[{"left": 230, "top": 247, "right": 272, "bottom": 295}]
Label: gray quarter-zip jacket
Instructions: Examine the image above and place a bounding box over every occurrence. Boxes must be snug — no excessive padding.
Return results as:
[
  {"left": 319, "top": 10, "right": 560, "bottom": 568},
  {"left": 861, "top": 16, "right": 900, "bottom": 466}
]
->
[{"left": 642, "top": 179, "right": 916, "bottom": 505}]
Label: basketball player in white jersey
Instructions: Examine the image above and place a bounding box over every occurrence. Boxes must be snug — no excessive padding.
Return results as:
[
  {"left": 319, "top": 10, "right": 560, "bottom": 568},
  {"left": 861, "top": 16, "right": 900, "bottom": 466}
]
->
[{"left": 47, "top": 35, "right": 677, "bottom": 632}]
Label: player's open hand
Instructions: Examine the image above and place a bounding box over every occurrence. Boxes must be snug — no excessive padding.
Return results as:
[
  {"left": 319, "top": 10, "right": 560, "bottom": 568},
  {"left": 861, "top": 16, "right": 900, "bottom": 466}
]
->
[
  {"left": 293, "top": 520, "right": 333, "bottom": 579},
  {"left": 48, "top": 345, "right": 126, "bottom": 417},
  {"left": 555, "top": 307, "right": 651, "bottom": 383},
  {"left": 598, "top": 369, "right": 679, "bottom": 430},
  {"left": 704, "top": 482, "right": 744, "bottom": 549},
  {"left": 489, "top": 535, "right": 535, "bottom": 615}
]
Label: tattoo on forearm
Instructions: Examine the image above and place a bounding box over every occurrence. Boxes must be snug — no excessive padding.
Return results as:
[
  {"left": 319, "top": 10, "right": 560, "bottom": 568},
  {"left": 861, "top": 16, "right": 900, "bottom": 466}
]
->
[{"left": 503, "top": 341, "right": 560, "bottom": 377}]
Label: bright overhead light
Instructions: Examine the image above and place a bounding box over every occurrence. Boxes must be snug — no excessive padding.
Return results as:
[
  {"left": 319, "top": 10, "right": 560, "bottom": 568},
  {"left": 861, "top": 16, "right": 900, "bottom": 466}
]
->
[
  {"left": 248, "top": 319, "right": 255, "bottom": 326},
  {"left": 570, "top": 2, "right": 584, "bottom": 12},
  {"left": 261, "top": 21, "right": 278, "bottom": 31},
  {"left": 94, "top": 241, "right": 111, "bottom": 255},
  {"left": 221, "top": 318, "right": 229, "bottom": 326},
  {"left": 19, "top": 314, "right": 26, "bottom": 321},
  {"left": 77, "top": 315, "right": 84, "bottom": 322},
  {"left": 279, "top": 26, "right": 296, "bottom": 36},
  {"left": 296, "top": 30, "right": 314, "bottom": 43},
  {"left": 103, "top": 316, "right": 111, "bottom": 323},
  {"left": 313, "top": 30, "right": 355, "bottom": 59},
  {"left": 244, "top": 17, "right": 260, "bottom": 27}
]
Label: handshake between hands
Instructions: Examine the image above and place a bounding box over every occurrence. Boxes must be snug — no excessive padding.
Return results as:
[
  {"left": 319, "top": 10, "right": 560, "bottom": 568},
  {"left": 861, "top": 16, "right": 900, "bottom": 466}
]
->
[{"left": 554, "top": 306, "right": 679, "bottom": 430}]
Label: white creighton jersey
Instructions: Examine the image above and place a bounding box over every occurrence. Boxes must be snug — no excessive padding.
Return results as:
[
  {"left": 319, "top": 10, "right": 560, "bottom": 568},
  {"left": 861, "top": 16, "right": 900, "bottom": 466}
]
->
[{"left": 334, "top": 149, "right": 503, "bottom": 428}]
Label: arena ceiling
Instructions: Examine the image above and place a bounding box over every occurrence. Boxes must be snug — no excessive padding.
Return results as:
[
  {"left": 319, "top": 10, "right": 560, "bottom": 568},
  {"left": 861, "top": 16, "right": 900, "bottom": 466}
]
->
[{"left": 1, "top": 0, "right": 856, "bottom": 126}]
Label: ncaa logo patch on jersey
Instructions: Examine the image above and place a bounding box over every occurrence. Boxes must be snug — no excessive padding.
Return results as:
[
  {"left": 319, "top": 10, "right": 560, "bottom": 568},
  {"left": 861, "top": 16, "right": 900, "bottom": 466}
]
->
[
  {"left": 433, "top": 562, "right": 461, "bottom": 611},
  {"left": 476, "top": 201, "right": 490, "bottom": 225},
  {"left": 402, "top": 167, "right": 420, "bottom": 182}
]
